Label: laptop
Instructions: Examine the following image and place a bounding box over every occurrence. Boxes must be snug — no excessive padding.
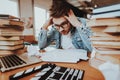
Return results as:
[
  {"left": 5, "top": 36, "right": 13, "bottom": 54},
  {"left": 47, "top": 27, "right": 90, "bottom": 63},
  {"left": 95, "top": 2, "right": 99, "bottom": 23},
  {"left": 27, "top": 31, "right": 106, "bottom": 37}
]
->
[{"left": 0, "top": 53, "right": 42, "bottom": 72}]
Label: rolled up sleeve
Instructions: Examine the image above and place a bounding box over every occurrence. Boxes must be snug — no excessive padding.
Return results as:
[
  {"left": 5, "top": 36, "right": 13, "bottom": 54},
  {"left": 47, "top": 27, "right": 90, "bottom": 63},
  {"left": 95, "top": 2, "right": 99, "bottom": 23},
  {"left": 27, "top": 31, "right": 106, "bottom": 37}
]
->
[{"left": 38, "top": 29, "right": 47, "bottom": 50}]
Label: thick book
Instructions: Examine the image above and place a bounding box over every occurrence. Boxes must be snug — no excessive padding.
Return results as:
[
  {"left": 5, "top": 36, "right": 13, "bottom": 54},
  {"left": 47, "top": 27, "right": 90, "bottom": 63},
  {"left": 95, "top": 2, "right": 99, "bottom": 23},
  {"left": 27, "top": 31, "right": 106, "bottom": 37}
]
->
[
  {"left": 91, "top": 11, "right": 120, "bottom": 18},
  {"left": 91, "top": 4, "right": 120, "bottom": 18},
  {"left": 0, "top": 49, "right": 24, "bottom": 56},
  {"left": 96, "top": 49, "right": 120, "bottom": 54},
  {"left": 0, "top": 44, "right": 24, "bottom": 50},
  {"left": 0, "top": 32, "right": 23, "bottom": 36},
  {"left": 87, "top": 17, "right": 120, "bottom": 27},
  {"left": 91, "top": 26, "right": 107, "bottom": 32},
  {"left": 0, "top": 27, "right": 24, "bottom": 36},
  {"left": 0, "top": 36, "right": 23, "bottom": 41},
  {"left": 93, "top": 4, "right": 120, "bottom": 14},
  {"left": 0, "top": 27, "right": 24, "bottom": 32},
  {"left": 103, "top": 26, "right": 120, "bottom": 33},
  {"left": 0, "top": 40, "right": 23, "bottom": 46},
  {"left": 92, "top": 41, "right": 120, "bottom": 49},
  {"left": 90, "top": 36, "right": 120, "bottom": 41},
  {"left": 93, "top": 32, "right": 115, "bottom": 37},
  {"left": 0, "top": 25, "right": 24, "bottom": 31},
  {"left": 0, "top": 14, "right": 20, "bottom": 20},
  {"left": 0, "top": 19, "right": 24, "bottom": 27}
]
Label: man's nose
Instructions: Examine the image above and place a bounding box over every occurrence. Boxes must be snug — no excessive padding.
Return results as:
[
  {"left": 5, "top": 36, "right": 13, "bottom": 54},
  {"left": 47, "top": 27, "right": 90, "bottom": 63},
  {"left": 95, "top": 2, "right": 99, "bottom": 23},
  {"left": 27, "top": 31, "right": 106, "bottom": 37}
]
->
[{"left": 59, "top": 27, "right": 64, "bottom": 32}]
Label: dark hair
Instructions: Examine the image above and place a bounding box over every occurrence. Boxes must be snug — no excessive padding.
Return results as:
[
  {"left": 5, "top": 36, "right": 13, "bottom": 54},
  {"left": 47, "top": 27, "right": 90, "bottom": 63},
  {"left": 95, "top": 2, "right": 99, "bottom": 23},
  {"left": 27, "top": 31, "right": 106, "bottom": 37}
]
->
[{"left": 49, "top": 0, "right": 87, "bottom": 18}]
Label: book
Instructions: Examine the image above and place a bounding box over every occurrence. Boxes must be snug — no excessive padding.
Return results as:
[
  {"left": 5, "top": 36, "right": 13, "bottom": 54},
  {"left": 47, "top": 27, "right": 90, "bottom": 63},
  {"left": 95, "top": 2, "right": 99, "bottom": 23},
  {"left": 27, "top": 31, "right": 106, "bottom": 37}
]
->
[
  {"left": 0, "top": 49, "right": 25, "bottom": 56},
  {"left": 93, "top": 4, "right": 120, "bottom": 14},
  {"left": 91, "top": 36, "right": 120, "bottom": 41},
  {"left": 96, "top": 49, "right": 120, "bottom": 54},
  {"left": 0, "top": 40, "right": 23, "bottom": 45},
  {"left": 95, "top": 53, "right": 120, "bottom": 64},
  {"left": 91, "top": 26, "right": 107, "bottom": 32},
  {"left": 0, "top": 44, "right": 24, "bottom": 50},
  {"left": 0, "top": 32, "right": 23, "bottom": 36},
  {"left": 92, "top": 11, "right": 120, "bottom": 18},
  {"left": 0, "top": 25, "right": 24, "bottom": 31},
  {"left": 92, "top": 41, "right": 120, "bottom": 49},
  {"left": 103, "top": 25, "right": 120, "bottom": 33},
  {"left": 91, "top": 4, "right": 120, "bottom": 18},
  {"left": 0, "top": 14, "right": 20, "bottom": 20},
  {"left": 0, "top": 27, "right": 23, "bottom": 36},
  {"left": 0, "top": 19, "right": 24, "bottom": 28},
  {"left": 93, "top": 32, "right": 115, "bottom": 37},
  {"left": 0, "top": 50, "right": 13, "bottom": 56},
  {"left": 0, "top": 26, "right": 24, "bottom": 32},
  {"left": 0, "top": 36, "right": 24, "bottom": 41},
  {"left": 87, "top": 17, "right": 120, "bottom": 27}
]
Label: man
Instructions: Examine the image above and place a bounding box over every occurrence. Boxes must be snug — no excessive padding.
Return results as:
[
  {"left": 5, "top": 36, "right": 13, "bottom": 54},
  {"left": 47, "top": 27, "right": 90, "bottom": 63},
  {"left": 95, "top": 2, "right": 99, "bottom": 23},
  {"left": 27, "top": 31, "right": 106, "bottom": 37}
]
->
[{"left": 38, "top": 0, "right": 93, "bottom": 53}]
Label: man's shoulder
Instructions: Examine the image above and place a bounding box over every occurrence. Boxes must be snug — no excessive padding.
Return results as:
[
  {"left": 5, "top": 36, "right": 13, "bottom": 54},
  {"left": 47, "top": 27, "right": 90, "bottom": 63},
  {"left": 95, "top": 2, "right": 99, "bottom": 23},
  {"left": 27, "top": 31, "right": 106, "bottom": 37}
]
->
[{"left": 77, "top": 17, "right": 86, "bottom": 22}]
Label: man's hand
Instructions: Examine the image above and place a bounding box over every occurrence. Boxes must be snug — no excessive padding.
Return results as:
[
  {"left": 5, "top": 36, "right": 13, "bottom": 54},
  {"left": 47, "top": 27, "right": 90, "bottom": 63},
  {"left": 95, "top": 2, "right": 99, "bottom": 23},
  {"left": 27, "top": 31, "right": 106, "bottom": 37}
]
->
[
  {"left": 42, "top": 17, "right": 53, "bottom": 30},
  {"left": 39, "top": 49, "right": 46, "bottom": 53},
  {"left": 64, "top": 9, "right": 82, "bottom": 27}
]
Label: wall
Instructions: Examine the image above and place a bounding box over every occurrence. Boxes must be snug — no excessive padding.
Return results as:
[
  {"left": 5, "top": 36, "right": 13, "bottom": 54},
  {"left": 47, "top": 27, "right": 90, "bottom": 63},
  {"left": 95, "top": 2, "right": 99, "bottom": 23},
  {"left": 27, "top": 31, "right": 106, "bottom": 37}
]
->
[{"left": 19, "top": 0, "right": 36, "bottom": 43}]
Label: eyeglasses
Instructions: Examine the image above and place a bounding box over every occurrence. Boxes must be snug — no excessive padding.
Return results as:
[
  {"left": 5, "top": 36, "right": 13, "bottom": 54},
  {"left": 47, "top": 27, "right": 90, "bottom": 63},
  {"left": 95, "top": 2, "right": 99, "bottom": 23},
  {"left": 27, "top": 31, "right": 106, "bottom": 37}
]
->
[{"left": 53, "top": 20, "right": 69, "bottom": 29}]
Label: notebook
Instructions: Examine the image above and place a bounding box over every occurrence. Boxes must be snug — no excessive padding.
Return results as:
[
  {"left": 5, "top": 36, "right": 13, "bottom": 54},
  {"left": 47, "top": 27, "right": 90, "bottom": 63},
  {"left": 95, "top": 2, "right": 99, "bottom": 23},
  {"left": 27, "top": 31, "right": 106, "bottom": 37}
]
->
[{"left": 0, "top": 53, "right": 42, "bottom": 72}]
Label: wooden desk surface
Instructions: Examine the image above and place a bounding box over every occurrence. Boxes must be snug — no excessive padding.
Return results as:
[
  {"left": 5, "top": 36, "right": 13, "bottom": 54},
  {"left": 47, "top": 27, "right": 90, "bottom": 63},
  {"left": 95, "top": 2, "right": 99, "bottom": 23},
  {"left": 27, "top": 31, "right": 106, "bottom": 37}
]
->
[{"left": 0, "top": 61, "right": 105, "bottom": 80}]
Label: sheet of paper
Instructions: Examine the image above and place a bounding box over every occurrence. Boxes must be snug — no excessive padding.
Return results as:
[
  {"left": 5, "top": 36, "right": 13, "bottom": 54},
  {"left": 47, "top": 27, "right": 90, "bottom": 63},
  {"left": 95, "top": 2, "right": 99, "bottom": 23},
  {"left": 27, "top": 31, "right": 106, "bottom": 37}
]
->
[
  {"left": 98, "top": 61, "right": 120, "bottom": 80},
  {"left": 41, "top": 49, "right": 88, "bottom": 63}
]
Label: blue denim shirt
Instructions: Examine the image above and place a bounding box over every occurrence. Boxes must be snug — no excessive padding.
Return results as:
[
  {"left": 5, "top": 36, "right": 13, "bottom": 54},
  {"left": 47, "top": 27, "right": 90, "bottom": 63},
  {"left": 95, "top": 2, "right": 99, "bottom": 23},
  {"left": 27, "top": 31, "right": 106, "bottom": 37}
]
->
[{"left": 38, "top": 17, "right": 93, "bottom": 52}]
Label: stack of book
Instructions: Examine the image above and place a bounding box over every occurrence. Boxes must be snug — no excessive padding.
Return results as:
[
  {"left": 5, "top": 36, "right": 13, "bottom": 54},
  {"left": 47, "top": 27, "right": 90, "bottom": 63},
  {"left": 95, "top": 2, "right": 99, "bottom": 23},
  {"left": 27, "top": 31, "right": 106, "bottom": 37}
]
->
[
  {"left": 0, "top": 14, "right": 25, "bottom": 56},
  {"left": 88, "top": 4, "right": 120, "bottom": 54},
  {"left": 87, "top": 4, "right": 120, "bottom": 68}
]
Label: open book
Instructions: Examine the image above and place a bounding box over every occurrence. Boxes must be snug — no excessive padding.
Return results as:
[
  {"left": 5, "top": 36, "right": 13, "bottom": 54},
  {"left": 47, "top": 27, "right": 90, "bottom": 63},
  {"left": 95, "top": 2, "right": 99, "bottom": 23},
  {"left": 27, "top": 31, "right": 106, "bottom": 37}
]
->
[{"left": 41, "top": 49, "right": 88, "bottom": 63}]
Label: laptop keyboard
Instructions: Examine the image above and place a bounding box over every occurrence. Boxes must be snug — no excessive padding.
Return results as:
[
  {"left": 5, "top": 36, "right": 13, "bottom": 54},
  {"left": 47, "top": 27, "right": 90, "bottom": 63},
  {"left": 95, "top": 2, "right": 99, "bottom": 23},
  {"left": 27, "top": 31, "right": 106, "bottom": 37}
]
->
[
  {"left": 0, "top": 53, "right": 42, "bottom": 72},
  {"left": 0, "top": 54, "right": 26, "bottom": 68},
  {"left": 0, "top": 54, "right": 27, "bottom": 72}
]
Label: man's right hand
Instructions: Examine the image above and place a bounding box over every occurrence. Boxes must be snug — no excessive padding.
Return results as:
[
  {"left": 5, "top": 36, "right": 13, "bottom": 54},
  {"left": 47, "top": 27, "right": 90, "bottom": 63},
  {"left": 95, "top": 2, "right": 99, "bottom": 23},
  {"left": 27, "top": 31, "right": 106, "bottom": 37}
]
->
[
  {"left": 42, "top": 17, "right": 53, "bottom": 30},
  {"left": 39, "top": 49, "right": 46, "bottom": 53}
]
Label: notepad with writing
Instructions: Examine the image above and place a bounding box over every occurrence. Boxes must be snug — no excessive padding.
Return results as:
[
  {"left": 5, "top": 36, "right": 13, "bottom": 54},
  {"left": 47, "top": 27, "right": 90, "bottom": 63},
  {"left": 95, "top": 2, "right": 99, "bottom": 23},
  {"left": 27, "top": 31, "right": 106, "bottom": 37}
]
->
[{"left": 41, "top": 49, "right": 88, "bottom": 63}]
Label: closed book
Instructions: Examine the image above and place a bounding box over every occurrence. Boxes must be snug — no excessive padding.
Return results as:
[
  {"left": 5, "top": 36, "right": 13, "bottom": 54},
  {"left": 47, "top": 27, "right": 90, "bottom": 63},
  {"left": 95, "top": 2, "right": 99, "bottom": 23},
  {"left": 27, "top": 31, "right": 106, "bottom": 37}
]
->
[
  {"left": 103, "top": 25, "right": 120, "bottom": 33},
  {"left": 0, "top": 44, "right": 24, "bottom": 50},
  {"left": 92, "top": 41, "right": 120, "bottom": 49},
  {"left": 97, "top": 49, "right": 120, "bottom": 54},
  {"left": 0, "top": 14, "right": 20, "bottom": 19},
  {"left": 0, "top": 32, "right": 23, "bottom": 36},
  {"left": 91, "top": 36, "right": 120, "bottom": 41},
  {"left": 0, "top": 27, "right": 24, "bottom": 32},
  {"left": 87, "top": 18, "right": 120, "bottom": 27},
  {"left": 93, "top": 32, "right": 115, "bottom": 37},
  {"left": 92, "top": 4, "right": 120, "bottom": 18},
  {"left": 0, "top": 19, "right": 24, "bottom": 28},
  {"left": 0, "top": 40, "right": 23, "bottom": 46},
  {"left": 0, "top": 36, "right": 23, "bottom": 41},
  {"left": 0, "top": 27, "right": 23, "bottom": 36},
  {"left": 0, "top": 49, "right": 24, "bottom": 56},
  {"left": 91, "top": 26, "right": 107, "bottom": 32}
]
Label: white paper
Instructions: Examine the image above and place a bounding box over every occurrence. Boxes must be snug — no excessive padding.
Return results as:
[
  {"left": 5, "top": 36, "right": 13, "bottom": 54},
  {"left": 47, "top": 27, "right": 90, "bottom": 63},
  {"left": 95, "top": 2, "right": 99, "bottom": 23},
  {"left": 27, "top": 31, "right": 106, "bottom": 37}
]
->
[
  {"left": 27, "top": 45, "right": 41, "bottom": 56},
  {"left": 98, "top": 61, "right": 120, "bottom": 80},
  {"left": 41, "top": 49, "right": 88, "bottom": 63}
]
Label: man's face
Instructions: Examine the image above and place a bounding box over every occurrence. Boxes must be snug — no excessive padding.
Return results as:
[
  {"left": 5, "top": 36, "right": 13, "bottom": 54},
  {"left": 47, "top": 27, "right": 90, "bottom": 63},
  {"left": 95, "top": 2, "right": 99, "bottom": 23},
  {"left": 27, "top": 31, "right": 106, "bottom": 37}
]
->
[{"left": 53, "top": 17, "right": 71, "bottom": 35}]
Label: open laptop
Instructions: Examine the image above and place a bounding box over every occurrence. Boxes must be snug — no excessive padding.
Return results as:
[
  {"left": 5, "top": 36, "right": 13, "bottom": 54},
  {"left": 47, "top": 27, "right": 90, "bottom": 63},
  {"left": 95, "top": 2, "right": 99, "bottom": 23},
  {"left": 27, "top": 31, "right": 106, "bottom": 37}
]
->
[{"left": 0, "top": 53, "right": 42, "bottom": 72}]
